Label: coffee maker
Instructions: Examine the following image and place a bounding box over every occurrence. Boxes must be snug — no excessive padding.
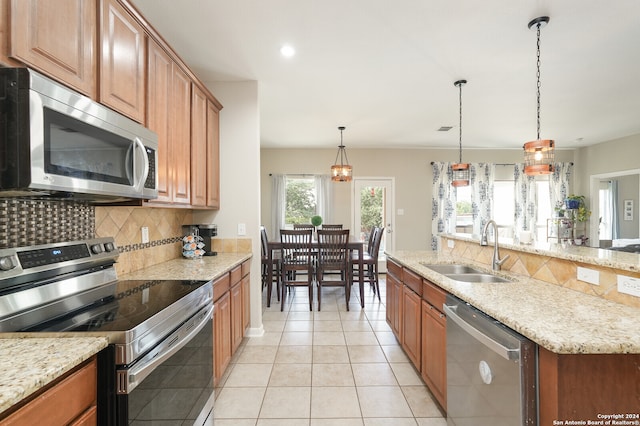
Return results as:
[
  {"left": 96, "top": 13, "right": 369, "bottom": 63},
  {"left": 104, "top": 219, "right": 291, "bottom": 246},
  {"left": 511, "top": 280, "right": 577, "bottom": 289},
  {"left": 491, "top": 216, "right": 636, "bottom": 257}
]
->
[{"left": 182, "top": 224, "right": 218, "bottom": 256}]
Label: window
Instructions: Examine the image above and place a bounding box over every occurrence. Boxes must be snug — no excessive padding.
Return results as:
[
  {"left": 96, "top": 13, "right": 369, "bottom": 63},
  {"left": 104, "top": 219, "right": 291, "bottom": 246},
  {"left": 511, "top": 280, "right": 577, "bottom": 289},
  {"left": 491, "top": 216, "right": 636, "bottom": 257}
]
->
[
  {"left": 284, "top": 176, "right": 317, "bottom": 227},
  {"left": 455, "top": 176, "right": 553, "bottom": 241}
]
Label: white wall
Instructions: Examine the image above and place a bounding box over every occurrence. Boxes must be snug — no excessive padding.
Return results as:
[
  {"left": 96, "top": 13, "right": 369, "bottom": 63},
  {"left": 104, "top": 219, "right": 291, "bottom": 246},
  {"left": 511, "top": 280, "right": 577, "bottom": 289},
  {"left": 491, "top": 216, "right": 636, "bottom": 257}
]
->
[
  {"left": 193, "top": 81, "right": 263, "bottom": 336},
  {"left": 261, "top": 147, "right": 576, "bottom": 250}
]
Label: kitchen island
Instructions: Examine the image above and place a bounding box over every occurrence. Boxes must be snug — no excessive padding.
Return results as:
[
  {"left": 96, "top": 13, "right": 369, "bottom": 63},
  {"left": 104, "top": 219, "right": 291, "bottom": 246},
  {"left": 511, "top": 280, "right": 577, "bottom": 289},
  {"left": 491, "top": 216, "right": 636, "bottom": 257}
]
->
[{"left": 387, "top": 239, "right": 640, "bottom": 425}]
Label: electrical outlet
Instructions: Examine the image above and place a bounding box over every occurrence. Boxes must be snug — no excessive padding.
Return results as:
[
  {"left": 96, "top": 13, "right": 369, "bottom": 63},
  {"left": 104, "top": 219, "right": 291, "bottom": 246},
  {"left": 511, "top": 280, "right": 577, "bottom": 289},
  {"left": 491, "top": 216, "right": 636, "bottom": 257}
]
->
[
  {"left": 618, "top": 275, "right": 640, "bottom": 297},
  {"left": 447, "top": 239, "right": 455, "bottom": 248},
  {"left": 577, "top": 266, "right": 599, "bottom": 285},
  {"left": 237, "top": 223, "right": 246, "bottom": 236},
  {"left": 141, "top": 227, "right": 149, "bottom": 244}
]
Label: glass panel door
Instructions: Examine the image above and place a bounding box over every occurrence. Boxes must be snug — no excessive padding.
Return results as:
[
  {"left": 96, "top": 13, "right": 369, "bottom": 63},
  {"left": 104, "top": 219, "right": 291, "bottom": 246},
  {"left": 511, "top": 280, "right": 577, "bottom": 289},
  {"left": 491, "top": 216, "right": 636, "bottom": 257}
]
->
[{"left": 353, "top": 178, "right": 393, "bottom": 272}]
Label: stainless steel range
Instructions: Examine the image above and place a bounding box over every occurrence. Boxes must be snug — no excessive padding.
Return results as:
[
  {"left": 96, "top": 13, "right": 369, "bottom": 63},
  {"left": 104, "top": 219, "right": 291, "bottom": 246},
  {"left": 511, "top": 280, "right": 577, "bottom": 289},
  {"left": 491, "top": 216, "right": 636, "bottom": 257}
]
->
[{"left": 0, "top": 237, "right": 214, "bottom": 425}]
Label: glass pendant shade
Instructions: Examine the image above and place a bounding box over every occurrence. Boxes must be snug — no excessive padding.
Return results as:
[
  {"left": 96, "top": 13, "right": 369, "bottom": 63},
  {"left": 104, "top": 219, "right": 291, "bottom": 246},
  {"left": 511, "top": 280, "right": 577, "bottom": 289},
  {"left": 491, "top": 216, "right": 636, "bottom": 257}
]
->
[
  {"left": 523, "top": 139, "right": 555, "bottom": 175},
  {"left": 331, "top": 126, "right": 352, "bottom": 182},
  {"left": 451, "top": 163, "right": 470, "bottom": 187}
]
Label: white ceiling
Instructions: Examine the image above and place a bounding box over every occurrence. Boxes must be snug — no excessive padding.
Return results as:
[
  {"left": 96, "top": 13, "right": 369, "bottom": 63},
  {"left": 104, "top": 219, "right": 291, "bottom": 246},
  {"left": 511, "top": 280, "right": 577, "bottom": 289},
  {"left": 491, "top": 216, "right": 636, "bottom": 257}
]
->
[{"left": 131, "top": 0, "right": 640, "bottom": 151}]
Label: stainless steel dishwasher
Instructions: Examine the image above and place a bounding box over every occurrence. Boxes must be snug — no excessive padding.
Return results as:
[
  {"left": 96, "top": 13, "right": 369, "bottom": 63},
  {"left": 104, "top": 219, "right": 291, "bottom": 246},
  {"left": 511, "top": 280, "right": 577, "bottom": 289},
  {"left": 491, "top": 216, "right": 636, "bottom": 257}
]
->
[{"left": 443, "top": 294, "right": 537, "bottom": 426}]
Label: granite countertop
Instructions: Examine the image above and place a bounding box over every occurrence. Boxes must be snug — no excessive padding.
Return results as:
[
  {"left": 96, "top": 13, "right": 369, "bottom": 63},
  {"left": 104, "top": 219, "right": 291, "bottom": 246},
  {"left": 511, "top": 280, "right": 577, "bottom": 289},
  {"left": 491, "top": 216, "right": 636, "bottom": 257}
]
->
[
  {"left": 0, "top": 337, "right": 108, "bottom": 415},
  {"left": 386, "top": 250, "right": 640, "bottom": 355},
  {"left": 120, "top": 252, "right": 252, "bottom": 281}
]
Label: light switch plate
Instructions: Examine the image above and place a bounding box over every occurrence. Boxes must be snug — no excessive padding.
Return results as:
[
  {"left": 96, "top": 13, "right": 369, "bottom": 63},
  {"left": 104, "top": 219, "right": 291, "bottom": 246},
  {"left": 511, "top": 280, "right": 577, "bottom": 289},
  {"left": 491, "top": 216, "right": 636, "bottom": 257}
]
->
[
  {"left": 618, "top": 275, "right": 640, "bottom": 297},
  {"left": 141, "top": 227, "right": 149, "bottom": 244},
  {"left": 577, "top": 266, "right": 599, "bottom": 285}
]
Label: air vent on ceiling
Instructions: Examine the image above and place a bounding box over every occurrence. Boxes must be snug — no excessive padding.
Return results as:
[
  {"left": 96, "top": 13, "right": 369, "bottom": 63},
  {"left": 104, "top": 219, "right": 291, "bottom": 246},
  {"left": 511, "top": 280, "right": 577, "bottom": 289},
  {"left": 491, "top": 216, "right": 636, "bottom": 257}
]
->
[{"left": 437, "top": 126, "right": 453, "bottom": 131}]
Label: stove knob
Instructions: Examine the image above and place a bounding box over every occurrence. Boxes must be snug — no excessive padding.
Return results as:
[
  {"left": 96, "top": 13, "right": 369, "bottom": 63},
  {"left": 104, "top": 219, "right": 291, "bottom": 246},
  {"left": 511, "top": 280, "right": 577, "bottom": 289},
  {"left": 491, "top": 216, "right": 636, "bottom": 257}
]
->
[
  {"left": 90, "top": 244, "right": 104, "bottom": 254},
  {"left": 0, "top": 256, "right": 15, "bottom": 271},
  {"left": 104, "top": 242, "right": 116, "bottom": 252}
]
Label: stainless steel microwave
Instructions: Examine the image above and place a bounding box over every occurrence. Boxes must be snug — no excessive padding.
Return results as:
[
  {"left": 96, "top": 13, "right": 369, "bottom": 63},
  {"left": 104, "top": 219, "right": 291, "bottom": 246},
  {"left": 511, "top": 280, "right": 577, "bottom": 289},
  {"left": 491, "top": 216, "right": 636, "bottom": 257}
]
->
[{"left": 0, "top": 68, "right": 158, "bottom": 201}]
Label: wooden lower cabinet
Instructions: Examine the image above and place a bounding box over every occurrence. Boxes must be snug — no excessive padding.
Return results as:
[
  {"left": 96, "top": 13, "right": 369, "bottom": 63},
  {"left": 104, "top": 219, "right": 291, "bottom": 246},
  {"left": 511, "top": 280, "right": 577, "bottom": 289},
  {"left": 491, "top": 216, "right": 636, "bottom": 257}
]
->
[
  {"left": 242, "top": 274, "right": 250, "bottom": 332},
  {"left": 386, "top": 272, "right": 402, "bottom": 337},
  {"left": 401, "top": 285, "right": 422, "bottom": 369},
  {"left": 214, "top": 290, "right": 231, "bottom": 385},
  {"left": 421, "top": 300, "right": 447, "bottom": 409},
  {"left": 230, "top": 282, "right": 243, "bottom": 353},
  {"left": 538, "top": 347, "right": 640, "bottom": 423},
  {"left": 0, "top": 357, "right": 97, "bottom": 425}
]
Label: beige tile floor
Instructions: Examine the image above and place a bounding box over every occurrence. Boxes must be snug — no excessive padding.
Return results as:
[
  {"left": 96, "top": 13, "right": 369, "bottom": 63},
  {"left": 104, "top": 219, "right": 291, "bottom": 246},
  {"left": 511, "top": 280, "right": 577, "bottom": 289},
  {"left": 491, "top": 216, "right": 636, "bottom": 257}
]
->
[{"left": 211, "top": 276, "right": 447, "bottom": 426}]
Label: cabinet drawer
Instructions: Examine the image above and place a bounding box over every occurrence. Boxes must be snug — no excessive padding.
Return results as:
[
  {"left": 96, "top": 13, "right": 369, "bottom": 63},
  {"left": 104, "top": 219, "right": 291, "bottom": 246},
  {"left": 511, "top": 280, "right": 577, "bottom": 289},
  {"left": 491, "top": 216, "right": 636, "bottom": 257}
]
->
[
  {"left": 230, "top": 265, "right": 242, "bottom": 285},
  {"left": 213, "top": 273, "right": 230, "bottom": 301},
  {"left": 387, "top": 259, "right": 402, "bottom": 280},
  {"left": 423, "top": 279, "right": 447, "bottom": 313},
  {"left": 1, "top": 358, "right": 96, "bottom": 426},
  {"left": 241, "top": 259, "right": 251, "bottom": 277},
  {"left": 403, "top": 268, "right": 422, "bottom": 296}
]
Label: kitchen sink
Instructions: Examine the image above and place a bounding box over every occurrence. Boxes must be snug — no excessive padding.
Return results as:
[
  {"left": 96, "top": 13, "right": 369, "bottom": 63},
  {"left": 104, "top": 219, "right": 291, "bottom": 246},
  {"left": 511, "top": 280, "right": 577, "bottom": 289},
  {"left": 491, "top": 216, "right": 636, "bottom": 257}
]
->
[
  {"left": 421, "top": 263, "right": 485, "bottom": 275},
  {"left": 445, "top": 273, "right": 512, "bottom": 283}
]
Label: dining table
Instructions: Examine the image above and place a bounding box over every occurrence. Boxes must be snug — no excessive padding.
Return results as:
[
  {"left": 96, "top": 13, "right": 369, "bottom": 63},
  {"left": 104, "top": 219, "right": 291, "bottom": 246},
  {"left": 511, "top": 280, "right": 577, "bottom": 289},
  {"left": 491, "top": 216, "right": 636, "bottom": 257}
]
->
[{"left": 265, "top": 238, "right": 365, "bottom": 308}]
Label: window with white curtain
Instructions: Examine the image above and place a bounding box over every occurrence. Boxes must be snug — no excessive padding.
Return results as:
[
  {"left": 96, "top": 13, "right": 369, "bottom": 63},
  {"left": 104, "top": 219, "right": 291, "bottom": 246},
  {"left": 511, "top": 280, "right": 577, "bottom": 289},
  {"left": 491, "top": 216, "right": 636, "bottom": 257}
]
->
[{"left": 284, "top": 176, "right": 317, "bottom": 227}]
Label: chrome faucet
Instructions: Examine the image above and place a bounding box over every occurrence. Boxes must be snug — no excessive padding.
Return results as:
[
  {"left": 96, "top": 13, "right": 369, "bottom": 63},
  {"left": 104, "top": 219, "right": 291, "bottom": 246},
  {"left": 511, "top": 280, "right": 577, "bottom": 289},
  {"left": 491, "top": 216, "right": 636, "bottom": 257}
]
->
[{"left": 480, "top": 220, "right": 510, "bottom": 271}]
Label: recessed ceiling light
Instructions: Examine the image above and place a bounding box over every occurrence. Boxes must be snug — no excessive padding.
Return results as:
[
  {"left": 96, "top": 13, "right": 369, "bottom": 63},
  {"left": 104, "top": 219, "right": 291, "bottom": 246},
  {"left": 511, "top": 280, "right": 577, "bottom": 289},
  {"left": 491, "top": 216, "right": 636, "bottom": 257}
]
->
[{"left": 280, "top": 45, "right": 295, "bottom": 58}]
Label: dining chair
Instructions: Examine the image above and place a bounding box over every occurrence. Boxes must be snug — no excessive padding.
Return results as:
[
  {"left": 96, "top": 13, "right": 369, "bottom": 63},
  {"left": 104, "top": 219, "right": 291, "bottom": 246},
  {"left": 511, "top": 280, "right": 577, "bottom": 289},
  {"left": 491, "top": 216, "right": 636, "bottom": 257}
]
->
[
  {"left": 321, "top": 224, "right": 343, "bottom": 229},
  {"left": 279, "top": 229, "right": 314, "bottom": 311},
  {"left": 353, "top": 227, "right": 385, "bottom": 301},
  {"left": 316, "top": 229, "right": 351, "bottom": 311},
  {"left": 260, "top": 226, "right": 280, "bottom": 305}
]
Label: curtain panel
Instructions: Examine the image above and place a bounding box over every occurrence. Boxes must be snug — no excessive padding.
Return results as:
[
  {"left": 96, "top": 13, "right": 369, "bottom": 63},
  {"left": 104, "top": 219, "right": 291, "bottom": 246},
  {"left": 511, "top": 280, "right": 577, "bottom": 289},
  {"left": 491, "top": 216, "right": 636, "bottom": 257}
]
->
[
  {"left": 431, "top": 162, "right": 456, "bottom": 250},
  {"left": 470, "top": 163, "right": 495, "bottom": 236}
]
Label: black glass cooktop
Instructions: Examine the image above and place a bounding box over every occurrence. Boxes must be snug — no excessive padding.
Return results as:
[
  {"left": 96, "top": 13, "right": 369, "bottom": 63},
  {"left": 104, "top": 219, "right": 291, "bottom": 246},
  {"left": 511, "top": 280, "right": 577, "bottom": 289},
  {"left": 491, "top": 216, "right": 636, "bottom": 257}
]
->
[{"left": 27, "top": 279, "right": 210, "bottom": 333}]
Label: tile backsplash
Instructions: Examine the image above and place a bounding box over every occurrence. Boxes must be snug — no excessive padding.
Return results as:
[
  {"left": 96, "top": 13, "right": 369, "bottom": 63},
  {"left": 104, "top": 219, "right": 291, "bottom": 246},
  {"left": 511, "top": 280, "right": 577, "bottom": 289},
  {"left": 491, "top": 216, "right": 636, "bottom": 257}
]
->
[{"left": 1, "top": 200, "right": 252, "bottom": 277}]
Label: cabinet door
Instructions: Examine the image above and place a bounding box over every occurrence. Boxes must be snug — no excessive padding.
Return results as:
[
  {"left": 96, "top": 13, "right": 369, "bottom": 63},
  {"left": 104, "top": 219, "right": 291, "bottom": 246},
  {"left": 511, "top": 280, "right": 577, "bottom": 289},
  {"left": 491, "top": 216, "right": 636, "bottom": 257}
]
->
[
  {"left": 386, "top": 272, "right": 402, "bottom": 339},
  {"left": 401, "top": 286, "right": 421, "bottom": 369},
  {"left": 10, "top": 0, "right": 96, "bottom": 96},
  {"left": 230, "top": 283, "right": 243, "bottom": 353},
  {"left": 146, "top": 39, "right": 172, "bottom": 203},
  {"left": 170, "top": 64, "right": 192, "bottom": 205},
  {"left": 190, "top": 84, "right": 208, "bottom": 207},
  {"left": 421, "top": 300, "right": 446, "bottom": 409},
  {"left": 100, "top": 0, "right": 145, "bottom": 123},
  {"left": 214, "top": 291, "right": 231, "bottom": 385},
  {"left": 206, "top": 100, "right": 221, "bottom": 208},
  {"left": 242, "top": 274, "right": 250, "bottom": 332}
]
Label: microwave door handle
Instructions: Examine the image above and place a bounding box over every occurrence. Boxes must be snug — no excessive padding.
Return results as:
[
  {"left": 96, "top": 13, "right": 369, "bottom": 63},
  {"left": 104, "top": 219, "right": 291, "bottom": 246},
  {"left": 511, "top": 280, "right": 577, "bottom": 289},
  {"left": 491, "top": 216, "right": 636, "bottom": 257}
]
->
[{"left": 133, "top": 137, "right": 149, "bottom": 192}]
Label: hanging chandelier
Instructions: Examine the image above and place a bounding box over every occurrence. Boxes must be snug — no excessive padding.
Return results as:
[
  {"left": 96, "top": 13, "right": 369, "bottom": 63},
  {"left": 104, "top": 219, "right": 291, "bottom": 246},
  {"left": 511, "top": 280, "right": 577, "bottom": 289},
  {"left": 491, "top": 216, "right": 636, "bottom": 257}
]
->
[
  {"left": 452, "top": 79, "right": 470, "bottom": 187},
  {"left": 331, "top": 126, "right": 353, "bottom": 182},
  {"left": 523, "top": 16, "right": 555, "bottom": 175}
]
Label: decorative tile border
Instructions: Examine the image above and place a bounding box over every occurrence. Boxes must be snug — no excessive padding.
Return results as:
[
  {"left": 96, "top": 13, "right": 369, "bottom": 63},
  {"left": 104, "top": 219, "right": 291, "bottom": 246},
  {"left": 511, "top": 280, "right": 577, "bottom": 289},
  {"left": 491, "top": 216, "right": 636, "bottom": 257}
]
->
[{"left": 117, "top": 236, "right": 184, "bottom": 253}]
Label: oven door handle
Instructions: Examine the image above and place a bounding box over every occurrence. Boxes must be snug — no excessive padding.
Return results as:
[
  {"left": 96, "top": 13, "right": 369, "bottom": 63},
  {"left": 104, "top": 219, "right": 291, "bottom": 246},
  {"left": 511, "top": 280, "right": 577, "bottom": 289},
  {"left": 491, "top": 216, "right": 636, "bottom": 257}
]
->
[
  {"left": 118, "top": 303, "right": 213, "bottom": 394},
  {"left": 443, "top": 303, "right": 519, "bottom": 361}
]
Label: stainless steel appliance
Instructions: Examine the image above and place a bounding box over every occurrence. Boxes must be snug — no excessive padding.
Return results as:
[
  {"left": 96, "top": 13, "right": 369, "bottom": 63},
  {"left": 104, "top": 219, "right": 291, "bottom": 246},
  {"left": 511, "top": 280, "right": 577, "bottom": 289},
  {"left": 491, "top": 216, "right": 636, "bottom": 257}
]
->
[
  {"left": 443, "top": 294, "right": 537, "bottom": 426},
  {"left": 0, "top": 68, "right": 158, "bottom": 201},
  {"left": 0, "top": 238, "right": 214, "bottom": 425}
]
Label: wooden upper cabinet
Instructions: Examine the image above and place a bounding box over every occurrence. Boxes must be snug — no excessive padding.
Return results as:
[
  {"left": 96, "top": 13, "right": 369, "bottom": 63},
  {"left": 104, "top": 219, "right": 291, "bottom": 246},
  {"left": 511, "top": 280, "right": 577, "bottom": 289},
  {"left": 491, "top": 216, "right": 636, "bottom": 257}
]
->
[
  {"left": 171, "top": 65, "right": 192, "bottom": 205},
  {"left": 190, "top": 85, "right": 208, "bottom": 208},
  {"left": 146, "top": 39, "right": 172, "bottom": 203},
  {"left": 100, "top": 0, "right": 145, "bottom": 123},
  {"left": 191, "top": 84, "right": 221, "bottom": 209},
  {"left": 146, "top": 38, "right": 191, "bottom": 206},
  {"left": 9, "top": 0, "right": 97, "bottom": 96},
  {"left": 206, "top": 100, "right": 221, "bottom": 209}
]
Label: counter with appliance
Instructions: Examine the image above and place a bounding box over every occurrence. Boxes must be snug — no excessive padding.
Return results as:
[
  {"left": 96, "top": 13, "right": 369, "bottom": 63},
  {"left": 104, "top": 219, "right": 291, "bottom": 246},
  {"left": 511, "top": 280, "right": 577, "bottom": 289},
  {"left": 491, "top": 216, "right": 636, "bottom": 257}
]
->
[
  {"left": 0, "top": 337, "right": 108, "bottom": 415},
  {"left": 0, "top": 238, "right": 251, "bottom": 423},
  {"left": 386, "top": 250, "right": 640, "bottom": 354}
]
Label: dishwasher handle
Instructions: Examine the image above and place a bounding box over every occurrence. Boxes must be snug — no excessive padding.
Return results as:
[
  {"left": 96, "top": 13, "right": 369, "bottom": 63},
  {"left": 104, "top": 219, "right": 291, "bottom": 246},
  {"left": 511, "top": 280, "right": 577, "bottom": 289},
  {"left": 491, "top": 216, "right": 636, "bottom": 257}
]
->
[{"left": 443, "top": 303, "right": 520, "bottom": 361}]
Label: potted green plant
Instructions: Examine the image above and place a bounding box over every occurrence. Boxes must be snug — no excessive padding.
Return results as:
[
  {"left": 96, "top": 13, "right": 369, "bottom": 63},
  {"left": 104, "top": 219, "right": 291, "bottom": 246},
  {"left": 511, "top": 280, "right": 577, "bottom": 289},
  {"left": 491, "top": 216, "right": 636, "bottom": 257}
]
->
[
  {"left": 565, "top": 195, "right": 591, "bottom": 222},
  {"left": 311, "top": 215, "right": 323, "bottom": 227}
]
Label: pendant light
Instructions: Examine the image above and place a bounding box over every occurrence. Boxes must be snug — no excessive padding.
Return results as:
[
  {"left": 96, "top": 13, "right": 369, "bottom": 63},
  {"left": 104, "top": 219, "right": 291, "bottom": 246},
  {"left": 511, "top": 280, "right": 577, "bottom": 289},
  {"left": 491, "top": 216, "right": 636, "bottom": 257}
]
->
[
  {"left": 523, "top": 16, "right": 555, "bottom": 175},
  {"left": 451, "top": 79, "right": 470, "bottom": 187},
  {"left": 331, "top": 126, "right": 353, "bottom": 182}
]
